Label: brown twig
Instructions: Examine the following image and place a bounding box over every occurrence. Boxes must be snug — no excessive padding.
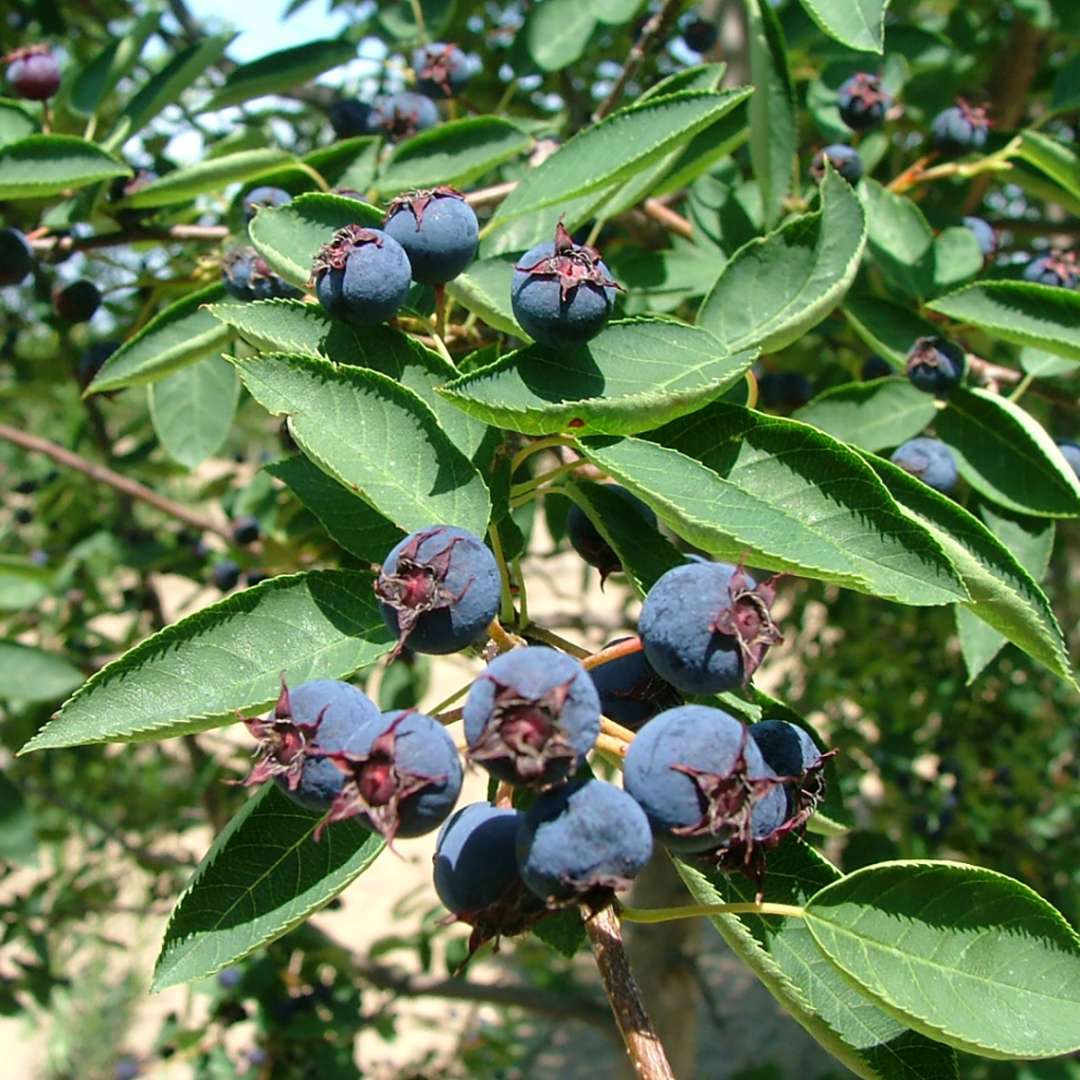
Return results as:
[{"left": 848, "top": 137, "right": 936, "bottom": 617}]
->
[
  {"left": 641, "top": 198, "right": 693, "bottom": 239},
  {"left": 0, "top": 422, "right": 231, "bottom": 539},
  {"left": 583, "top": 635, "right": 644, "bottom": 671},
  {"left": 580, "top": 897, "right": 676, "bottom": 1079},
  {"left": 464, "top": 180, "right": 518, "bottom": 208},
  {"left": 31, "top": 224, "right": 229, "bottom": 257}
]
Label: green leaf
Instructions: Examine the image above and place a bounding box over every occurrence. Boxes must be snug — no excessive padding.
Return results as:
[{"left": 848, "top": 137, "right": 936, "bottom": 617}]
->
[
  {"left": 232, "top": 352, "right": 491, "bottom": 537},
  {"left": 593, "top": 0, "right": 643, "bottom": 22},
  {"left": 248, "top": 192, "right": 382, "bottom": 288},
  {"left": 0, "top": 771, "right": 37, "bottom": 868},
  {"left": 0, "top": 642, "right": 83, "bottom": 704},
  {"left": 932, "top": 227, "right": 983, "bottom": 294},
  {"left": 578, "top": 405, "right": 968, "bottom": 607},
  {"left": 18, "top": 571, "right": 393, "bottom": 753},
  {"left": 0, "top": 135, "right": 129, "bottom": 200},
  {"left": 266, "top": 455, "right": 404, "bottom": 561},
  {"left": 123, "top": 149, "right": 294, "bottom": 208},
  {"left": 0, "top": 99, "right": 37, "bottom": 149},
  {"left": 861, "top": 180, "right": 936, "bottom": 299},
  {"left": 1020, "top": 345, "right": 1076, "bottom": 379},
  {"left": 697, "top": 168, "right": 867, "bottom": 353},
  {"left": 439, "top": 319, "right": 756, "bottom": 436},
  {"left": 88, "top": 284, "right": 234, "bottom": 393},
  {"left": 525, "top": 1, "right": 597, "bottom": 71},
  {"left": 843, "top": 295, "right": 938, "bottom": 365},
  {"left": 798, "top": 0, "right": 889, "bottom": 53},
  {"left": 444, "top": 255, "right": 525, "bottom": 336},
  {"left": 153, "top": 782, "right": 383, "bottom": 991},
  {"left": 1014, "top": 130, "right": 1080, "bottom": 203},
  {"left": 864, "top": 454, "right": 1074, "bottom": 685},
  {"left": 203, "top": 39, "right": 358, "bottom": 111},
  {"left": 803, "top": 860, "right": 1080, "bottom": 1059},
  {"left": 746, "top": 0, "right": 797, "bottom": 227},
  {"left": 927, "top": 281, "right": 1080, "bottom": 363},
  {"left": 303, "top": 136, "right": 380, "bottom": 194},
  {"left": 793, "top": 378, "right": 938, "bottom": 453},
  {"left": 149, "top": 354, "right": 240, "bottom": 469},
  {"left": 935, "top": 387, "right": 1080, "bottom": 518},
  {"left": 68, "top": 8, "right": 159, "bottom": 117},
  {"left": 676, "top": 841, "right": 958, "bottom": 1079},
  {"left": 1051, "top": 54, "right": 1080, "bottom": 112},
  {"left": 376, "top": 117, "right": 531, "bottom": 194},
  {"left": 0, "top": 558, "right": 50, "bottom": 613}
]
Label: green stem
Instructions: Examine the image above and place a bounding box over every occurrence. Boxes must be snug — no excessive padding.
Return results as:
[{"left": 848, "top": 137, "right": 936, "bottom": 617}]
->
[
  {"left": 1008, "top": 372, "right": 1035, "bottom": 402},
  {"left": 487, "top": 524, "right": 516, "bottom": 625},
  {"left": 619, "top": 902, "right": 805, "bottom": 924},
  {"left": 509, "top": 434, "right": 574, "bottom": 476},
  {"left": 294, "top": 161, "right": 330, "bottom": 192},
  {"left": 512, "top": 557, "right": 528, "bottom": 626},
  {"left": 510, "top": 459, "right": 583, "bottom": 499}
]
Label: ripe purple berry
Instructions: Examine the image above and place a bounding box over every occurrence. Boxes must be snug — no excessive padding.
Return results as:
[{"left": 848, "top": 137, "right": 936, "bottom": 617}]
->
[
  {"left": 515, "top": 779, "right": 653, "bottom": 903},
  {"left": 836, "top": 72, "right": 892, "bottom": 132},
  {"left": 375, "top": 525, "right": 501, "bottom": 659},
  {"left": 963, "top": 216, "right": 997, "bottom": 258},
  {"left": 811, "top": 144, "right": 863, "bottom": 185},
  {"left": 587, "top": 639, "right": 680, "bottom": 730},
  {"left": 241, "top": 679, "right": 380, "bottom": 813},
  {"left": 638, "top": 561, "right": 781, "bottom": 696},
  {"left": 222, "top": 248, "right": 302, "bottom": 302},
  {"left": 312, "top": 225, "right": 412, "bottom": 325},
  {"left": 315, "top": 709, "right": 462, "bottom": 843},
  {"left": 464, "top": 646, "right": 601, "bottom": 788},
  {"left": 243, "top": 186, "right": 291, "bottom": 221},
  {"left": 566, "top": 484, "right": 657, "bottom": 581},
  {"left": 53, "top": 280, "right": 101, "bottom": 323},
  {"left": 510, "top": 222, "right": 620, "bottom": 347},
  {"left": 369, "top": 91, "right": 439, "bottom": 141},
  {"left": 5, "top": 45, "right": 61, "bottom": 101},
  {"left": 0, "top": 229, "right": 34, "bottom": 287},
  {"left": 383, "top": 187, "right": 478, "bottom": 286},
  {"left": 623, "top": 705, "right": 785, "bottom": 855},
  {"left": 890, "top": 437, "right": 959, "bottom": 493},
  {"left": 931, "top": 100, "right": 990, "bottom": 157},
  {"left": 1023, "top": 251, "right": 1077, "bottom": 289},
  {"left": 413, "top": 42, "right": 471, "bottom": 98},
  {"left": 905, "top": 335, "right": 966, "bottom": 396}
]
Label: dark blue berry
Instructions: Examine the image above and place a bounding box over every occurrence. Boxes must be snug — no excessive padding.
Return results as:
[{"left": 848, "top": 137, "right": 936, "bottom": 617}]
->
[
  {"left": 53, "top": 280, "right": 101, "bottom": 323},
  {"left": 811, "top": 144, "right": 863, "bottom": 185},
  {"left": 836, "top": 72, "right": 892, "bottom": 132},
  {"left": 221, "top": 248, "right": 302, "bottom": 302},
  {"left": 890, "top": 437, "right": 958, "bottom": 493},
  {"left": 217, "top": 966, "right": 243, "bottom": 990},
  {"left": 963, "top": 216, "right": 997, "bottom": 257},
  {"left": 383, "top": 187, "right": 478, "bottom": 285},
  {"left": 464, "top": 645, "right": 600, "bottom": 788},
  {"left": 434, "top": 803, "right": 522, "bottom": 915},
  {"left": 243, "top": 185, "right": 291, "bottom": 221},
  {"left": 77, "top": 341, "right": 118, "bottom": 390},
  {"left": 638, "top": 562, "right": 781, "bottom": 695},
  {"left": 113, "top": 1056, "right": 140, "bottom": 1080},
  {"left": 245, "top": 569, "right": 269, "bottom": 587},
  {"left": 515, "top": 779, "right": 653, "bottom": 903},
  {"left": 681, "top": 18, "right": 718, "bottom": 54},
  {"left": 905, "top": 336, "right": 966, "bottom": 396},
  {"left": 1022, "top": 251, "right": 1077, "bottom": 289},
  {"left": 330, "top": 99, "right": 373, "bottom": 139},
  {"left": 861, "top": 354, "right": 892, "bottom": 380},
  {"left": 757, "top": 371, "right": 813, "bottom": 411},
  {"left": 511, "top": 222, "right": 620, "bottom": 347},
  {"left": 587, "top": 639, "right": 680, "bottom": 730},
  {"left": 0, "top": 229, "right": 33, "bottom": 287},
  {"left": 375, "top": 525, "right": 501, "bottom": 658},
  {"left": 624, "top": 705, "right": 785, "bottom": 854},
  {"left": 313, "top": 225, "right": 412, "bottom": 325},
  {"left": 931, "top": 100, "right": 989, "bottom": 157},
  {"left": 1058, "top": 441, "right": 1080, "bottom": 478},
  {"left": 369, "top": 92, "right": 439, "bottom": 140},
  {"left": 6, "top": 46, "right": 60, "bottom": 100},
  {"left": 211, "top": 559, "right": 241, "bottom": 591},
  {"left": 413, "top": 42, "right": 471, "bottom": 98},
  {"left": 231, "top": 515, "right": 261, "bottom": 546},
  {"left": 566, "top": 484, "right": 657, "bottom": 580},
  {"left": 14, "top": 507, "right": 32, "bottom": 525},
  {"left": 749, "top": 718, "right": 829, "bottom": 827}
]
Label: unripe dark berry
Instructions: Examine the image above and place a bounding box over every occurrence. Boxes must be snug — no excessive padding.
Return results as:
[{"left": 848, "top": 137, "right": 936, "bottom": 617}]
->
[
  {"left": 383, "top": 187, "right": 478, "bottom": 285},
  {"left": 905, "top": 335, "right": 966, "bottom": 396},
  {"left": 464, "top": 645, "right": 600, "bottom": 788},
  {"left": 368, "top": 92, "right": 439, "bottom": 141},
  {"left": 375, "top": 525, "right": 501, "bottom": 658},
  {"left": 221, "top": 248, "right": 302, "bottom": 302},
  {"left": 587, "top": 638, "right": 680, "bottom": 730},
  {"left": 0, "top": 229, "right": 34, "bottom": 287},
  {"left": 1057, "top": 441, "right": 1080, "bottom": 478},
  {"left": 639, "top": 561, "right": 781, "bottom": 695},
  {"left": 231, "top": 515, "right": 261, "bottom": 546},
  {"left": 890, "top": 437, "right": 958, "bottom": 493},
  {"left": 511, "top": 222, "right": 620, "bottom": 347},
  {"left": 756, "top": 371, "right": 813, "bottom": 412},
  {"left": 243, "top": 186, "right": 291, "bottom": 221},
  {"left": 624, "top": 705, "right": 786, "bottom": 855},
  {"left": 811, "top": 144, "right": 863, "bottom": 185},
  {"left": 241, "top": 679, "right": 380, "bottom": 812},
  {"left": 413, "top": 42, "right": 471, "bottom": 98},
  {"left": 14, "top": 507, "right": 32, "bottom": 525},
  {"left": 211, "top": 559, "right": 241, "bottom": 591},
  {"left": 5, "top": 46, "right": 61, "bottom": 101},
  {"left": 53, "top": 280, "right": 101, "bottom": 323},
  {"left": 312, "top": 225, "right": 411, "bottom": 325},
  {"left": 963, "top": 216, "right": 997, "bottom": 258},
  {"left": 836, "top": 72, "right": 892, "bottom": 132},
  {"left": 931, "top": 100, "right": 990, "bottom": 157},
  {"left": 861, "top": 354, "right": 892, "bottom": 380},
  {"left": 515, "top": 778, "right": 653, "bottom": 903},
  {"left": 566, "top": 484, "right": 656, "bottom": 581},
  {"left": 681, "top": 18, "right": 719, "bottom": 54},
  {"left": 1023, "top": 251, "right": 1077, "bottom": 289},
  {"left": 314, "top": 709, "right": 462, "bottom": 843}
]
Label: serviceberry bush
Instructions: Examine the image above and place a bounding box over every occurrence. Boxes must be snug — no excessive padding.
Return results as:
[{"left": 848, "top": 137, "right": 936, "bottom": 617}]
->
[{"left": 2, "top": 0, "right": 1080, "bottom": 1076}]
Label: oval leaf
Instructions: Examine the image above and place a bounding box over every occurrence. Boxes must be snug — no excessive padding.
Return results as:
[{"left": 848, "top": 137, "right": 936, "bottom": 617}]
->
[
  {"left": 124, "top": 149, "right": 295, "bottom": 209},
  {"left": 526, "top": 0, "right": 597, "bottom": 71},
  {"left": 0, "top": 642, "right": 84, "bottom": 704},
  {"left": 798, "top": 0, "right": 889, "bottom": 53},
  {"left": 0, "top": 134, "right": 129, "bottom": 199},
  {"left": 444, "top": 254, "right": 525, "bottom": 336},
  {"left": 149, "top": 354, "right": 241, "bottom": 469},
  {"left": 0, "top": 99, "right": 37, "bottom": 149}
]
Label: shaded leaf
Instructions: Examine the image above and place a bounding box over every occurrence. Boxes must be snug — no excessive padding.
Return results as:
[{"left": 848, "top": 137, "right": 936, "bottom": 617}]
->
[
  {"left": 0, "top": 642, "right": 83, "bottom": 704},
  {"left": 149, "top": 354, "right": 241, "bottom": 469},
  {"left": 0, "top": 135, "right": 129, "bottom": 200},
  {"left": 123, "top": 149, "right": 294, "bottom": 209},
  {"left": 798, "top": 0, "right": 889, "bottom": 53}
]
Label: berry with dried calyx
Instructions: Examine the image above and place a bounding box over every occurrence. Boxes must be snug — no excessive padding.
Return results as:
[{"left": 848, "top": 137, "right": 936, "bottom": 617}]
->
[
  {"left": 836, "top": 72, "right": 892, "bottom": 132},
  {"left": 5, "top": 45, "right": 61, "bottom": 101},
  {"left": 383, "top": 186, "right": 478, "bottom": 285},
  {"left": 413, "top": 42, "right": 471, "bottom": 98},
  {"left": 905, "top": 336, "right": 967, "bottom": 396},
  {"left": 312, "top": 225, "right": 412, "bottom": 325}
]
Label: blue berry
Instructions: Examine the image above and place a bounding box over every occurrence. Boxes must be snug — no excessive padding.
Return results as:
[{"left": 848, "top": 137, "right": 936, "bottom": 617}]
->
[
  {"left": 681, "top": 18, "right": 718, "bottom": 54},
  {"left": 221, "top": 248, "right": 302, "bottom": 302},
  {"left": 77, "top": 341, "right": 118, "bottom": 390},
  {"left": 905, "top": 336, "right": 966, "bottom": 396},
  {"left": 638, "top": 562, "right": 781, "bottom": 695},
  {"left": 6, "top": 45, "right": 60, "bottom": 101},
  {"left": 836, "top": 72, "right": 892, "bottom": 132},
  {"left": 313, "top": 225, "right": 412, "bottom": 325},
  {"left": 383, "top": 187, "right": 478, "bottom": 286},
  {"left": 329, "top": 99, "right": 373, "bottom": 139},
  {"left": 963, "top": 216, "right": 997, "bottom": 257},
  {"left": 811, "top": 144, "right": 863, "bottom": 185},
  {"left": 316, "top": 709, "right": 462, "bottom": 842},
  {"left": 757, "top": 371, "right": 812, "bottom": 411},
  {"left": 890, "top": 437, "right": 959, "bottom": 493},
  {"left": 515, "top": 779, "right": 653, "bottom": 902},
  {"left": 413, "top": 42, "right": 471, "bottom": 98},
  {"left": 464, "top": 646, "right": 600, "bottom": 788},
  {"left": 511, "top": 222, "right": 620, "bottom": 347},
  {"left": 1023, "top": 251, "right": 1077, "bottom": 289},
  {"left": 245, "top": 569, "right": 269, "bottom": 587},
  {"left": 211, "top": 559, "right": 241, "bottom": 591},
  {"left": 931, "top": 100, "right": 989, "bottom": 157},
  {"left": 861, "top": 354, "right": 892, "bottom": 380},
  {"left": 53, "top": 280, "right": 101, "bottom": 323},
  {"left": 243, "top": 185, "right": 291, "bottom": 221},
  {"left": 375, "top": 525, "right": 501, "bottom": 658},
  {"left": 0, "top": 229, "right": 33, "bottom": 287},
  {"left": 1058, "top": 441, "right": 1080, "bottom": 478},
  {"left": 623, "top": 705, "right": 784, "bottom": 854},
  {"left": 749, "top": 718, "right": 828, "bottom": 826},
  {"left": 566, "top": 484, "right": 657, "bottom": 580},
  {"left": 587, "top": 639, "right": 680, "bottom": 730},
  {"left": 241, "top": 679, "right": 380, "bottom": 813},
  {"left": 231, "top": 515, "right": 261, "bottom": 546},
  {"left": 369, "top": 92, "right": 439, "bottom": 140}
]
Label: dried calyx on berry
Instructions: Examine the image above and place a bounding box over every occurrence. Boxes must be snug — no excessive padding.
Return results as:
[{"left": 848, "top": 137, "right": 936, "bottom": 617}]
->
[
  {"left": 836, "top": 72, "right": 892, "bottom": 132},
  {"left": 311, "top": 224, "right": 412, "bottom": 325},
  {"left": 383, "top": 186, "right": 478, "bottom": 285},
  {"left": 413, "top": 42, "right": 471, "bottom": 98}
]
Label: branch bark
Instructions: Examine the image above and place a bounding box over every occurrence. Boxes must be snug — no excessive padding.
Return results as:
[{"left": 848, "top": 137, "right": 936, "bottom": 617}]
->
[{"left": 31, "top": 224, "right": 229, "bottom": 257}]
